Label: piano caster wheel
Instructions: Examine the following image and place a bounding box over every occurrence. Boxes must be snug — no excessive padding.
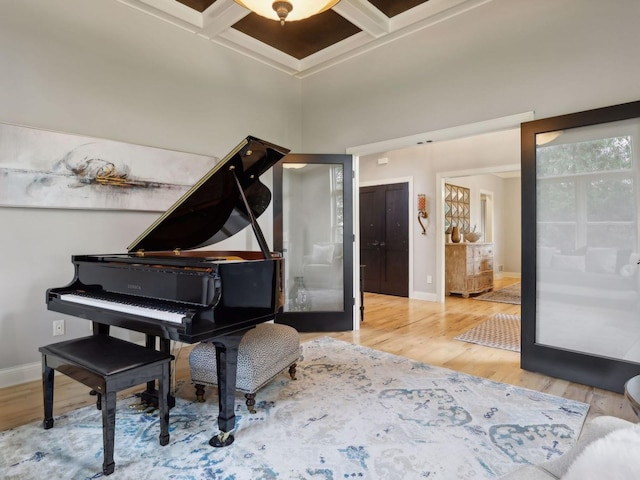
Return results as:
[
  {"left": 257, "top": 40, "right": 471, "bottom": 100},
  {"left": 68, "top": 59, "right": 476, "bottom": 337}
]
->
[
  {"left": 209, "top": 431, "right": 235, "bottom": 447},
  {"left": 43, "top": 418, "right": 54, "bottom": 430}
]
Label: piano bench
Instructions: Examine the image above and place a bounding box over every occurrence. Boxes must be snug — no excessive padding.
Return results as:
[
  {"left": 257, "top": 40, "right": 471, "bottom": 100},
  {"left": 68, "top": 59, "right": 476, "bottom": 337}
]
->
[
  {"left": 39, "top": 335, "right": 174, "bottom": 476},
  {"left": 189, "top": 323, "right": 301, "bottom": 413}
]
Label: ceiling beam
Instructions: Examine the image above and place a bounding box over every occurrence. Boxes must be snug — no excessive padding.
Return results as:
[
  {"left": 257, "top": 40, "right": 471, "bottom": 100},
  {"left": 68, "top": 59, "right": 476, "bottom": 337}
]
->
[
  {"left": 199, "top": 0, "right": 249, "bottom": 39},
  {"left": 333, "top": 0, "right": 388, "bottom": 38},
  {"left": 117, "top": 0, "right": 203, "bottom": 28}
]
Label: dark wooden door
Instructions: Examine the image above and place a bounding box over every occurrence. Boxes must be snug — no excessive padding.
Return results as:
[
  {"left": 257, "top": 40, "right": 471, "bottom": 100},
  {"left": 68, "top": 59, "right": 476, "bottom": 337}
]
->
[{"left": 360, "top": 183, "right": 409, "bottom": 297}]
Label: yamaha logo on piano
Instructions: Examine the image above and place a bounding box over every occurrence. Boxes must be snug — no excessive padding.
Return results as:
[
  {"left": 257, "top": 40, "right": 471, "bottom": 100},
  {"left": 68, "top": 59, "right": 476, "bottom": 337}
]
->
[{"left": 127, "top": 284, "right": 142, "bottom": 290}]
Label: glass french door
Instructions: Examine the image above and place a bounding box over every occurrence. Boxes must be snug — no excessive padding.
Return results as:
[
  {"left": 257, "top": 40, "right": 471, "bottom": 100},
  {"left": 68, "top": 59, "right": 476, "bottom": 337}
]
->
[
  {"left": 521, "top": 100, "right": 640, "bottom": 392},
  {"left": 273, "top": 153, "right": 354, "bottom": 332}
]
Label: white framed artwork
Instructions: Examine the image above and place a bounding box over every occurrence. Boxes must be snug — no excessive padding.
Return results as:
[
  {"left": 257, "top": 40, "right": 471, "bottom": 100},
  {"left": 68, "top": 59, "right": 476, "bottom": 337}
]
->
[{"left": 0, "top": 122, "right": 217, "bottom": 211}]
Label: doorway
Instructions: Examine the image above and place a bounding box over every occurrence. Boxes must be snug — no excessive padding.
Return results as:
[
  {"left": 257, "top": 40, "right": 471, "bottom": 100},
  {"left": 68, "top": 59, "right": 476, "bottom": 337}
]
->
[
  {"left": 480, "top": 191, "right": 494, "bottom": 243},
  {"left": 437, "top": 169, "right": 521, "bottom": 302},
  {"left": 359, "top": 182, "right": 409, "bottom": 297},
  {"left": 350, "top": 111, "right": 532, "bottom": 303}
]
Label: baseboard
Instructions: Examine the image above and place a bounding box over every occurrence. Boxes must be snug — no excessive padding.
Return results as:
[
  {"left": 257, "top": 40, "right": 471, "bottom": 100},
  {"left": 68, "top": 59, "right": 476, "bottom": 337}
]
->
[
  {"left": 411, "top": 291, "right": 438, "bottom": 302},
  {"left": 0, "top": 337, "right": 171, "bottom": 389},
  {"left": 0, "top": 361, "right": 42, "bottom": 389},
  {"left": 497, "top": 271, "right": 521, "bottom": 278}
]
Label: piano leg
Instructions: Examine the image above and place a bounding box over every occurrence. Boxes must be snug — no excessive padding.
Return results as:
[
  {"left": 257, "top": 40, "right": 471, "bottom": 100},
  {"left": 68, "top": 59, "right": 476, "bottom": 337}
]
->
[{"left": 209, "top": 332, "right": 244, "bottom": 448}]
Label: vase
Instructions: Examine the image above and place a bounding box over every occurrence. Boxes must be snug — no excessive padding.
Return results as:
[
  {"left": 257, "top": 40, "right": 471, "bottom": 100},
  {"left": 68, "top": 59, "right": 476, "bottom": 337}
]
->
[
  {"left": 451, "top": 226, "right": 461, "bottom": 243},
  {"left": 288, "top": 276, "right": 312, "bottom": 311}
]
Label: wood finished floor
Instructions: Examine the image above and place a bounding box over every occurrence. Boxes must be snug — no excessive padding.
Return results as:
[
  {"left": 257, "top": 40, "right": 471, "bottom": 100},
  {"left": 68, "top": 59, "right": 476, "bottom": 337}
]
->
[{"left": 1, "top": 277, "right": 636, "bottom": 432}]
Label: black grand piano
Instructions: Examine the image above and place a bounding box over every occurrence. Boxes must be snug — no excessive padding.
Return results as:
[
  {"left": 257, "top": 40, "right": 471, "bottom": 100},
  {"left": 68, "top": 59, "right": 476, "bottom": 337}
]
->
[{"left": 46, "top": 136, "right": 290, "bottom": 447}]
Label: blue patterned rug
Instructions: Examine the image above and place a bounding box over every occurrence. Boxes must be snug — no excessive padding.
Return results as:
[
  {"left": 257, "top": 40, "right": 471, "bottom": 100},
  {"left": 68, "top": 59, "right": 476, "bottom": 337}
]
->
[{"left": 0, "top": 337, "right": 588, "bottom": 479}]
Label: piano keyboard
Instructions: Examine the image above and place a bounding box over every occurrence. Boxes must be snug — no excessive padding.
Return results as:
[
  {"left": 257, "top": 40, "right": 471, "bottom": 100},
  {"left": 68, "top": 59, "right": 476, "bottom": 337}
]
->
[{"left": 60, "top": 292, "right": 188, "bottom": 324}]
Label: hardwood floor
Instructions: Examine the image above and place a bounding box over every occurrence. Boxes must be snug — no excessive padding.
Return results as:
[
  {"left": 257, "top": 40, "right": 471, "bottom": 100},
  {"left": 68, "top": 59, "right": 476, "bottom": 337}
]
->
[{"left": 1, "top": 276, "right": 636, "bottom": 432}]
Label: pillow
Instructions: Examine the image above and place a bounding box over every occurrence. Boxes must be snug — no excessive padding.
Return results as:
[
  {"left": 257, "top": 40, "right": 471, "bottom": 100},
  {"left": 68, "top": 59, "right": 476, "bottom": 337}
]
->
[
  {"left": 562, "top": 425, "right": 640, "bottom": 480},
  {"left": 551, "top": 254, "right": 586, "bottom": 272},
  {"left": 585, "top": 247, "right": 617, "bottom": 274},
  {"left": 310, "top": 243, "right": 334, "bottom": 264}
]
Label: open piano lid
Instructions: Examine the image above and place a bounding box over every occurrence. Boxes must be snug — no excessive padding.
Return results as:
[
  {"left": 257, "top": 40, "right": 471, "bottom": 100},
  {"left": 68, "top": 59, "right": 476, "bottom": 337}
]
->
[{"left": 127, "top": 136, "right": 289, "bottom": 253}]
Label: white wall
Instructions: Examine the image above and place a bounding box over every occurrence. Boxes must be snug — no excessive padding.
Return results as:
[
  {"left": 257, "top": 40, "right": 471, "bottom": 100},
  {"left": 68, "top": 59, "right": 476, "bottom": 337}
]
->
[
  {"left": 0, "top": 0, "right": 301, "bottom": 379},
  {"left": 502, "top": 177, "right": 522, "bottom": 274},
  {"left": 3, "top": 0, "right": 640, "bottom": 383},
  {"left": 301, "top": 0, "right": 640, "bottom": 154}
]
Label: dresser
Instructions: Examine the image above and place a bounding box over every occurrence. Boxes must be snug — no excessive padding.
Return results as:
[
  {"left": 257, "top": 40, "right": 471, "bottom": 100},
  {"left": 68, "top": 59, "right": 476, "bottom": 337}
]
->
[{"left": 445, "top": 242, "right": 494, "bottom": 297}]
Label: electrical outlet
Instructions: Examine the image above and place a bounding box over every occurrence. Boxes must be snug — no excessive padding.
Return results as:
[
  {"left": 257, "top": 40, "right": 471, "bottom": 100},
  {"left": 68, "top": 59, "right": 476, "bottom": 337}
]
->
[
  {"left": 427, "top": 275, "right": 433, "bottom": 284},
  {"left": 53, "top": 319, "right": 65, "bottom": 336}
]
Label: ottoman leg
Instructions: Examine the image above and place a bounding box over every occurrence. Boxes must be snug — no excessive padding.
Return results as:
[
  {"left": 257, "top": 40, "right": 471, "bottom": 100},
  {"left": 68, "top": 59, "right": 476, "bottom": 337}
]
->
[
  {"left": 288, "top": 363, "right": 297, "bottom": 380},
  {"left": 245, "top": 393, "right": 256, "bottom": 414},
  {"left": 195, "top": 384, "right": 206, "bottom": 402}
]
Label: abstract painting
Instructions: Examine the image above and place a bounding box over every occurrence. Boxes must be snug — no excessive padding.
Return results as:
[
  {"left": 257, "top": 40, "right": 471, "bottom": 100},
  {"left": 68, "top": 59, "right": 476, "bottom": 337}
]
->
[{"left": 0, "top": 122, "right": 217, "bottom": 211}]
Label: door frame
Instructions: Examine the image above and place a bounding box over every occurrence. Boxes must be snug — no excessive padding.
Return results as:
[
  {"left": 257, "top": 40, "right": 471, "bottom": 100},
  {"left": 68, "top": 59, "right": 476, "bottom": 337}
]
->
[
  {"left": 273, "top": 153, "right": 355, "bottom": 332},
  {"left": 348, "top": 111, "right": 534, "bottom": 303},
  {"left": 435, "top": 166, "right": 519, "bottom": 302},
  {"left": 360, "top": 177, "right": 414, "bottom": 298},
  {"left": 479, "top": 190, "right": 495, "bottom": 243}
]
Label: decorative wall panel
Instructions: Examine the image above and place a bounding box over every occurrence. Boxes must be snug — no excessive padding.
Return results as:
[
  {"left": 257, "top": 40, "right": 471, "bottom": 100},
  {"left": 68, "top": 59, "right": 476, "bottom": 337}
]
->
[{"left": 444, "top": 183, "right": 470, "bottom": 233}]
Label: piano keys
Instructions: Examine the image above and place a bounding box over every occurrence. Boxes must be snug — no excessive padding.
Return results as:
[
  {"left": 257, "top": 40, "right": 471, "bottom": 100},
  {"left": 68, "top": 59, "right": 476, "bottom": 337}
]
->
[
  {"left": 46, "top": 136, "right": 290, "bottom": 447},
  {"left": 59, "top": 292, "right": 190, "bottom": 324}
]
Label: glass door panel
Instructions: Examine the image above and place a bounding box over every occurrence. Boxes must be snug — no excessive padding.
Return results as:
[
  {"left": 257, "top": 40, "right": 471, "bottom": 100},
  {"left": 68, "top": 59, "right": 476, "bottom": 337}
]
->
[
  {"left": 521, "top": 100, "right": 640, "bottom": 392},
  {"left": 283, "top": 163, "right": 344, "bottom": 312},
  {"left": 273, "top": 154, "right": 353, "bottom": 332},
  {"left": 535, "top": 119, "right": 639, "bottom": 361}
]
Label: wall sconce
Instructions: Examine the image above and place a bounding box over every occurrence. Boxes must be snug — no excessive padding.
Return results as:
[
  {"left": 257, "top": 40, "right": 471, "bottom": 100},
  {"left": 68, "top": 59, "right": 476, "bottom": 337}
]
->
[{"left": 417, "top": 194, "right": 429, "bottom": 235}]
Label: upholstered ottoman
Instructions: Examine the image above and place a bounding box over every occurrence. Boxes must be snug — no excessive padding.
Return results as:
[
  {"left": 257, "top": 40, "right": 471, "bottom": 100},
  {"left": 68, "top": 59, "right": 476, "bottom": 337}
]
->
[{"left": 189, "top": 323, "right": 301, "bottom": 413}]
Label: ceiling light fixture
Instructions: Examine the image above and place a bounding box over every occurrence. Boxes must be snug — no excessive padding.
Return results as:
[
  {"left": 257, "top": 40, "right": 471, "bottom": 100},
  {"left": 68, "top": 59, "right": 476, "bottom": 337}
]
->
[{"left": 235, "top": 0, "right": 340, "bottom": 26}]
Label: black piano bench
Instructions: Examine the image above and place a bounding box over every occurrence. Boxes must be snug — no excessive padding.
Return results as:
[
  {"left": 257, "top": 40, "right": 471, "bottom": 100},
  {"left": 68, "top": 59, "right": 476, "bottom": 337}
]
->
[{"left": 39, "top": 335, "right": 173, "bottom": 476}]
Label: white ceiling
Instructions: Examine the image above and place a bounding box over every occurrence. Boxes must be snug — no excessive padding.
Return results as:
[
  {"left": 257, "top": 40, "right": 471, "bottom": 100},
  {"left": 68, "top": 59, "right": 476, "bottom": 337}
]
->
[{"left": 116, "top": 0, "right": 493, "bottom": 78}]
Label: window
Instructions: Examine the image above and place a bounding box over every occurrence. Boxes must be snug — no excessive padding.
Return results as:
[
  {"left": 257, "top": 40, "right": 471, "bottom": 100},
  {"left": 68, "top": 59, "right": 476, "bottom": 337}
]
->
[{"left": 537, "top": 135, "right": 636, "bottom": 252}]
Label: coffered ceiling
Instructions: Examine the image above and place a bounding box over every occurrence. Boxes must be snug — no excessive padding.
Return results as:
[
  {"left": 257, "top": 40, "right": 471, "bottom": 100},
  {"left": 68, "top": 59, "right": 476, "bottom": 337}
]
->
[{"left": 117, "top": 0, "right": 491, "bottom": 77}]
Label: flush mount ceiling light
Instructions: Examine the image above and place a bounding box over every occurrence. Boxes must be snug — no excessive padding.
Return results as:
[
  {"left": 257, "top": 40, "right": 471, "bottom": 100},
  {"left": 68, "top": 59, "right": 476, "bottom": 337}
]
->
[{"left": 235, "top": 0, "right": 341, "bottom": 25}]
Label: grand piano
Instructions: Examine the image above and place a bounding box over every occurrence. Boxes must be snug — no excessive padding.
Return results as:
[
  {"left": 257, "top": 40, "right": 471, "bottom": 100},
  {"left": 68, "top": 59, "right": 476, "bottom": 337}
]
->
[{"left": 46, "top": 136, "right": 290, "bottom": 447}]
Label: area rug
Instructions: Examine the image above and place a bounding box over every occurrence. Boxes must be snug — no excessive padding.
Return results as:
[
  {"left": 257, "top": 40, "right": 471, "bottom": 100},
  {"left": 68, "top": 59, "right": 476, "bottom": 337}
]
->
[
  {"left": 0, "top": 337, "right": 588, "bottom": 479},
  {"left": 474, "top": 283, "right": 521, "bottom": 304},
  {"left": 455, "top": 313, "right": 521, "bottom": 352}
]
